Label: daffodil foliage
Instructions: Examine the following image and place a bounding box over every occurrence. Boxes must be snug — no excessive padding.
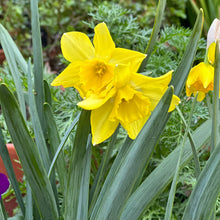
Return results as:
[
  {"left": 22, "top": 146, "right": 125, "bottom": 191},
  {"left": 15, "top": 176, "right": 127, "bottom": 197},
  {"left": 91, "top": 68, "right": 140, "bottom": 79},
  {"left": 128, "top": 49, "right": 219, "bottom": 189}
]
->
[{"left": 52, "top": 23, "right": 180, "bottom": 144}]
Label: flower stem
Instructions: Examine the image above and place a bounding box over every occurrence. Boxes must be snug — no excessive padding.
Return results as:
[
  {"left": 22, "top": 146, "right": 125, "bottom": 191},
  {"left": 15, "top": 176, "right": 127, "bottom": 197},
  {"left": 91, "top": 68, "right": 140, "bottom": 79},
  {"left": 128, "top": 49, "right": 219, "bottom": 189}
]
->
[
  {"left": 138, "top": 0, "right": 166, "bottom": 72},
  {"left": 176, "top": 103, "right": 201, "bottom": 179},
  {"left": 211, "top": 41, "right": 220, "bottom": 154},
  {"left": 165, "top": 93, "right": 198, "bottom": 220}
]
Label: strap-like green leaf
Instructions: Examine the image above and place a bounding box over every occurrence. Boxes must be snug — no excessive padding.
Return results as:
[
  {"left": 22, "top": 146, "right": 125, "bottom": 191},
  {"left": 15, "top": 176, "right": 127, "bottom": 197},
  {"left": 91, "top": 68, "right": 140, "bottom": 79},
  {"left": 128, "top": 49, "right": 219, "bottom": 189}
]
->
[
  {"left": 121, "top": 119, "right": 211, "bottom": 220},
  {"left": 89, "top": 127, "right": 119, "bottom": 216},
  {"left": 0, "top": 24, "right": 27, "bottom": 75},
  {"left": 139, "top": 0, "right": 166, "bottom": 71},
  {"left": 27, "top": 60, "right": 51, "bottom": 172},
  {"left": 30, "top": 0, "right": 45, "bottom": 131},
  {"left": 0, "top": 25, "right": 26, "bottom": 119},
  {"left": 64, "top": 110, "right": 91, "bottom": 220},
  {"left": 0, "top": 84, "right": 58, "bottom": 220},
  {"left": 183, "top": 141, "right": 220, "bottom": 219},
  {"left": 25, "top": 183, "right": 33, "bottom": 220},
  {"left": 44, "top": 80, "right": 52, "bottom": 106},
  {"left": 90, "top": 87, "right": 174, "bottom": 220},
  {"left": 44, "top": 103, "right": 67, "bottom": 193},
  {"left": 170, "top": 9, "right": 204, "bottom": 96}
]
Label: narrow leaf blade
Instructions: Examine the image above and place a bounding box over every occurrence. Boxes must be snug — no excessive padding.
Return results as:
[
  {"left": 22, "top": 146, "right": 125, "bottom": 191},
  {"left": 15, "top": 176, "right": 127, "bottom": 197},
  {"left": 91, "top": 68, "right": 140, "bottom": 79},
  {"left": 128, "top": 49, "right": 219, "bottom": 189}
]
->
[
  {"left": 64, "top": 110, "right": 91, "bottom": 220},
  {"left": 0, "top": 84, "right": 58, "bottom": 220},
  {"left": 183, "top": 141, "right": 220, "bottom": 219},
  {"left": 170, "top": 9, "right": 204, "bottom": 96},
  {"left": 91, "top": 87, "right": 174, "bottom": 220},
  {"left": 121, "top": 119, "right": 211, "bottom": 220}
]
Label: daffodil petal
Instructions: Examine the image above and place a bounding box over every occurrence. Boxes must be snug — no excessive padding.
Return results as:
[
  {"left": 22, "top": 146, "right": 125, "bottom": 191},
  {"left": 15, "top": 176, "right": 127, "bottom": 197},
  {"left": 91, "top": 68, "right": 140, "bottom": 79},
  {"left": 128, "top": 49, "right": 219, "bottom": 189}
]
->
[
  {"left": 109, "top": 48, "right": 146, "bottom": 72},
  {"left": 169, "top": 95, "right": 180, "bottom": 112},
  {"left": 196, "top": 91, "right": 206, "bottom": 102},
  {"left": 199, "top": 63, "right": 214, "bottom": 88},
  {"left": 185, "top": 62, "right": 214, "bottom": 100},
  {"left": 186, "top": 64, "right": 201, "bottom": 86},
  {"left": 51, "top": 62, "right": 81, "bottom": 88},
  {"left": 132, "top": 71, "right": 172, "bottom": 93},
  {"left": 186, "top": 62, "right": 214, "bottom": 89},
  {"left": 78, "top": 88, "right": 116, "bottom": 110},
  {"left": 61, "top": 32, "right": 95, "bottom": 62},
  {"left": 93, "top": 23, "right": 115, "bottom": 60},
  {"left": 121, "top": 113, "right": 151, "bottom": 140},
  {"left": 114, "top": 64, "right": 131, "bottom": 88},
  {"left": 207, "top": 18, "right": 220, "bottom": 48},
  {"left": 91, "top": 99, "right": 119, "bottom": 145},
  {"left": 207, "top": 42, "right": 216, "bottom": 65},
  {"left": 131, "top": 71, "right": 176, "bottom": 111}
]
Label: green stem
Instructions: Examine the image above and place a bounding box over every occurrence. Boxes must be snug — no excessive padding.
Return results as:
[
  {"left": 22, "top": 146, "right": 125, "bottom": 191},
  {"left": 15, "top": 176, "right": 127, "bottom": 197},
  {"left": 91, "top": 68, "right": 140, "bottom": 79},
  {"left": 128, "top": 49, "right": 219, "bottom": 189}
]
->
[
  {"left": 138, "top": 0, "right": 166, "bottom": 72},
  {"left": 165, "top": 93, "right": 198, "bottom": 220},
  {"left": 176, "top": 104, "right": 201, "bottom": 179},
  {"left": 210, "top": 40, "right": 220, "bottom": 220},
  {"left": 211, "top": 41, "right": 220, "bottom": 154},
  {"left": 48, "top": 113, "right": 80, "bottom": 179}
]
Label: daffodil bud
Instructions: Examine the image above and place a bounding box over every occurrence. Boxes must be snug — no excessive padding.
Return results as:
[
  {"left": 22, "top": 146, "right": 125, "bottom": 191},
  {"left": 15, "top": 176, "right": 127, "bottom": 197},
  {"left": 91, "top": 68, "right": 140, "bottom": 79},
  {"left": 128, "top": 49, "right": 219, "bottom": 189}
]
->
[{"left": 207, "top": 18, "right": 220, "bottom": 50}]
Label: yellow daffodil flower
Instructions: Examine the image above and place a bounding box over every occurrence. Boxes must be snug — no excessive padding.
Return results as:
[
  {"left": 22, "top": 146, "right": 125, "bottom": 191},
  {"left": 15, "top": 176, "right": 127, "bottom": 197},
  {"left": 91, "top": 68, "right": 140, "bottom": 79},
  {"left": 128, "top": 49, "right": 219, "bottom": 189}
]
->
[
  {"left": 51, "top": 22, "right": 146, "bottom": 99},
  {"left": 52, "top": 22, "right": 180, "bottom": 144},
  {"left": 79, "top": 67, "right": 180, "bottom": 144},
  {"left": 186, "top": 62, "right": 214, "bottom": 101}
]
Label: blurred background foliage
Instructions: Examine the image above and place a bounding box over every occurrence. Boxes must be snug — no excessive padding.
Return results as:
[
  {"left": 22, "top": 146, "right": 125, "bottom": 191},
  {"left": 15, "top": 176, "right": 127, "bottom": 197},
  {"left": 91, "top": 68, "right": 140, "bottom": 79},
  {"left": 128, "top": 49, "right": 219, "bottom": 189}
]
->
[{"left": 0, "top": 0, "right": 214, "bottom": 219}]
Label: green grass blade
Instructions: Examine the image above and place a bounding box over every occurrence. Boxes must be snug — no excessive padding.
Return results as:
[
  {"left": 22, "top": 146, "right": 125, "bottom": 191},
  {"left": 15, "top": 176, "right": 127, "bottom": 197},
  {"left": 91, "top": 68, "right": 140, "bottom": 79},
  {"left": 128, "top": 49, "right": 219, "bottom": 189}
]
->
[
  {"left": 27, "top": 60, "right": 51, "bottom": 172},
  {"left": 139, "top": 0, "right": 166, "bottom": 72},
  {"left": 64, "top": 110, "right": 91, "bottom": 220},
  {"left": 44, "top": 80, "right": 52, "bottom": 106},
  {"left": 0, "top": 84, "right": 59, "bottom": 220},
  {"left": 89, "top": 135, "right": 133, "bottom": 219},
  {"left": 90, "top": 87, "right": 174, "bottom": 220},
  {"left": 183, "top": 141, "right": 220, "bottom": 220},
  {"left": 170, "top": 9, "right": 204, "bottom": 96},
  {"left": 77, "top": 136, "right": 91, "bottom": 220},
  {"left": 30, "top": 0, "right": 45, "bottom": 130},
  {"left": 25, "top": 183, "right": 33, "bottom": 220},
  {"left": 120, "top": 119, "right": 211, "bottom": 220},
  {"left": 0, "top": 24, "right": 27, "bottom": 75},
  {"left": 165, "top": 93, "right": 198, "bottom": 220},
  {"left": 176, "top": 106, "right": 201, "bottom": 178},
  {"left": 27, "top": 61, "right": 60, "bottom": 214},
  {"left": 0, "top": 25, "right": 26, "bottom": 119},
  {"left": 0, "top": 127, "right": 25, "bottom": 216},
  {"left": 48, "top": 112, "right": 80, "bottom": 179},
  {"left": 44, "top": 103, "right": 67, "bottom": 193}
]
